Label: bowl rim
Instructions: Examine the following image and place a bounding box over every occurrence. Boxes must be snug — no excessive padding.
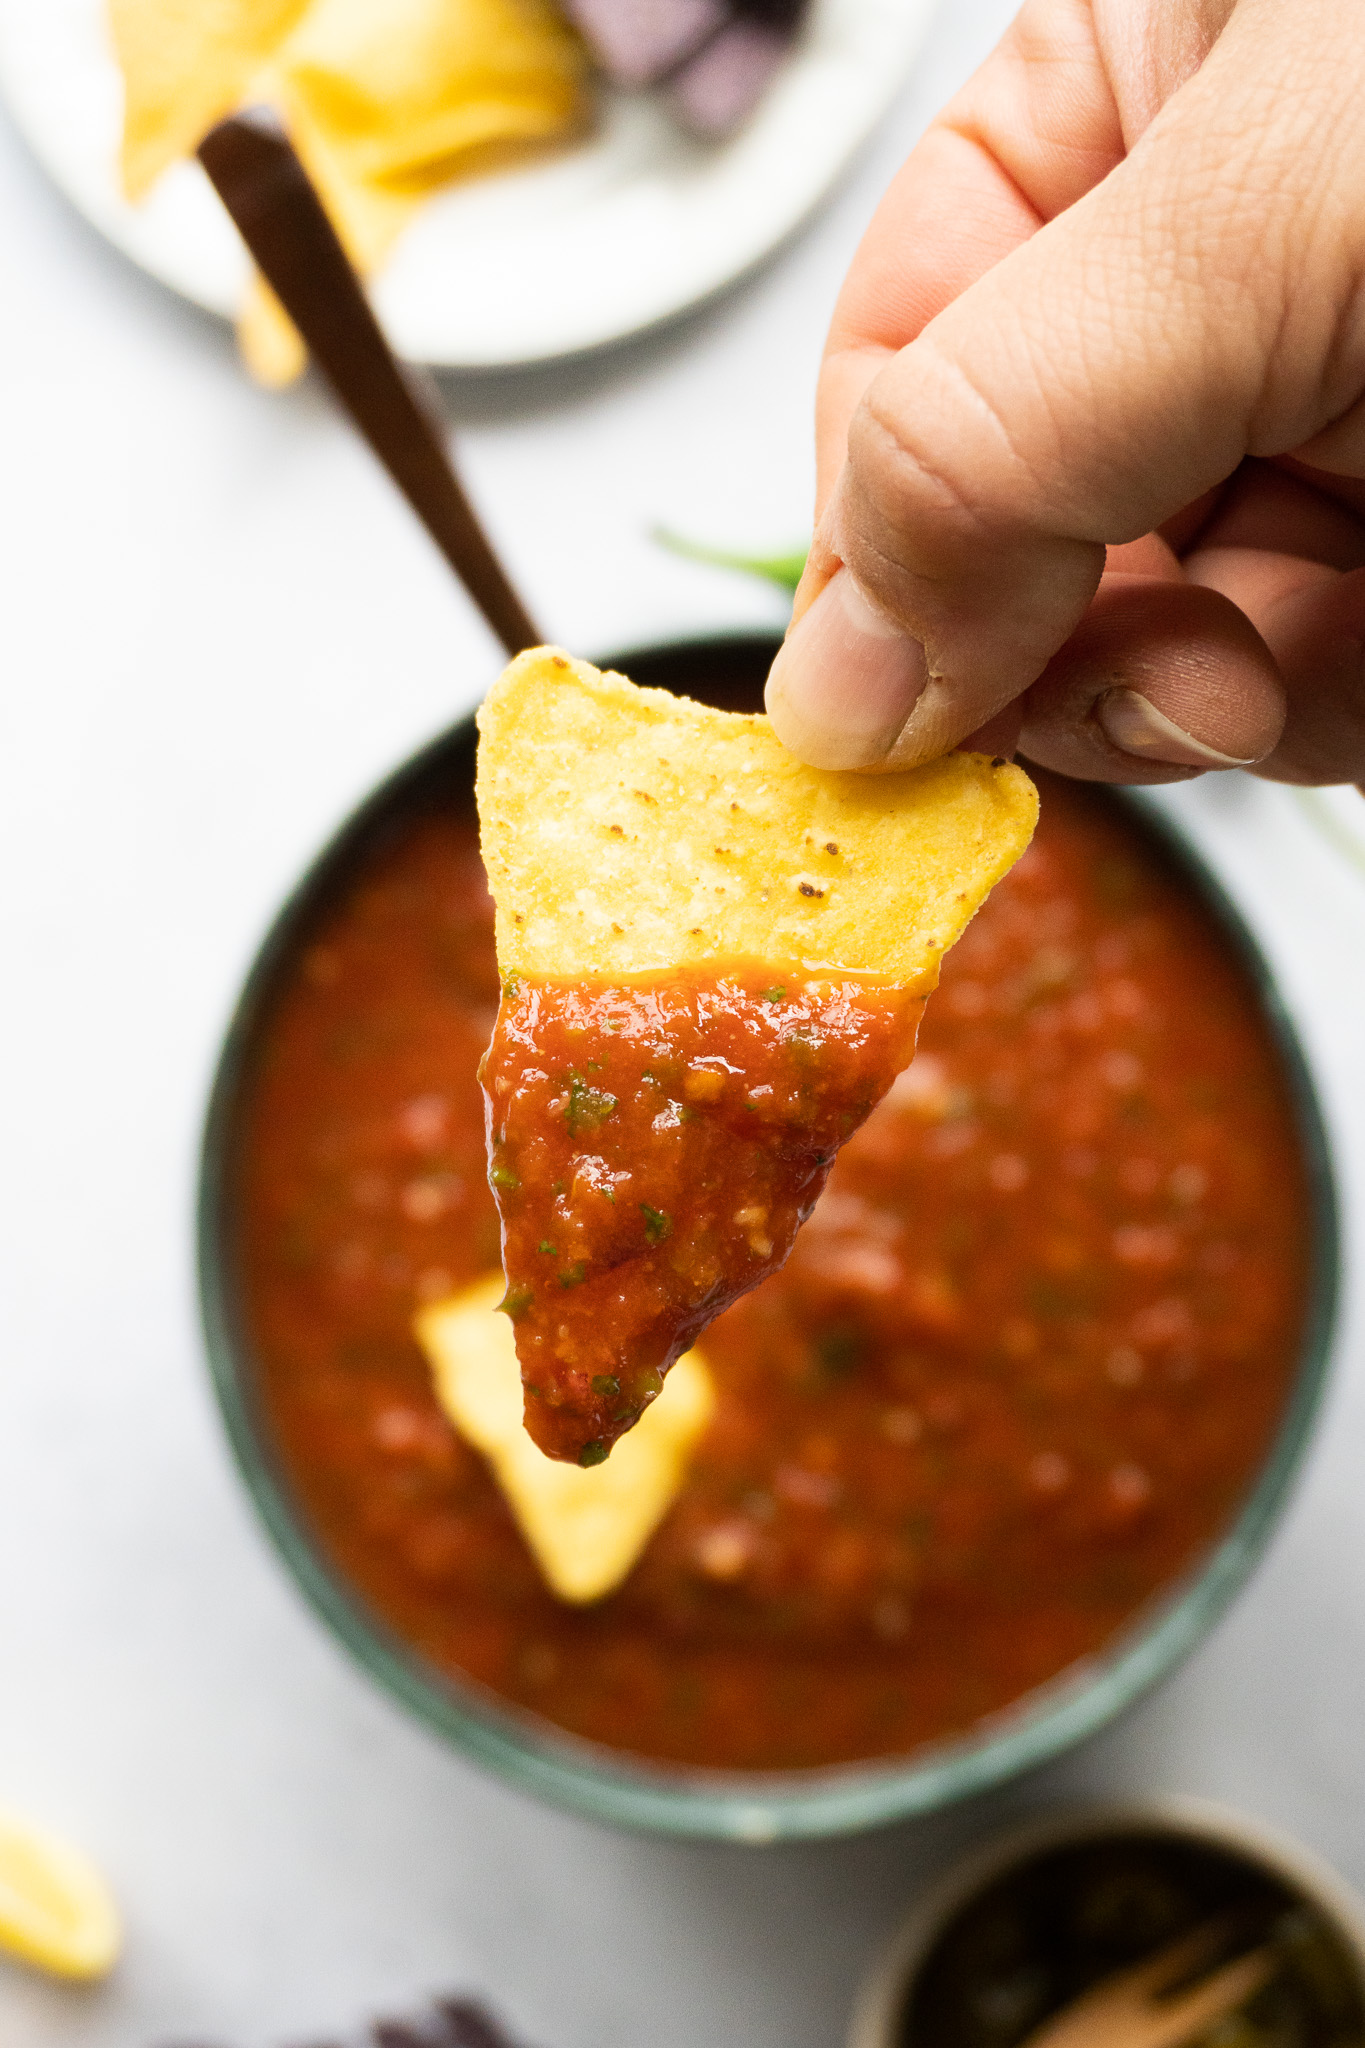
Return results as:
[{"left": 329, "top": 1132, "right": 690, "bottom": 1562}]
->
[
  {"left": 845, "top": 1796, "right": 1365, "bottom": 2048},
  {"left": 197, "top": 629, "right": 1341, "bottom": 1842}
]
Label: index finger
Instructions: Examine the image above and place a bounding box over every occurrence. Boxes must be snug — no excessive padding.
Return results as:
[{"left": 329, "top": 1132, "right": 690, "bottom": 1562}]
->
[{"left": 812, "top": 4, "right": 1126, "bottom": 520}]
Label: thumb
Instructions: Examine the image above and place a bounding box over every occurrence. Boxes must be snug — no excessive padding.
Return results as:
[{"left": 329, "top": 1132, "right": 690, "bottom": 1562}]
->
[{"left": 767, "top": 0, "right": 1364, "bottom": 771}]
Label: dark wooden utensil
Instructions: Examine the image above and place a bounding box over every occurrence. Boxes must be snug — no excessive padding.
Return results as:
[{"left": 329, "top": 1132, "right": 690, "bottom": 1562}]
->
[
  {"left": 1019, "top": 1921, "right": 1277, "bottom": 2048},
  {"left": 198, "top": 108, "right": 542, "bottom": 659}
]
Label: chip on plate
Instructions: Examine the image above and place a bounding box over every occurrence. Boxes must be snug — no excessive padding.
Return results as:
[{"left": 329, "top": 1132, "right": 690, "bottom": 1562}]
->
[
  {"left": 271, "top": 0, "right": 585, "bottom": 187},
  {"left": 476, "top": 648, "right": 1038, "bottom": 1466},
  {"left": 109, "top": 0, "right": 587, "bottom": 384},
  {"left": 415, "top": 1273, "right": 715, "bottom": 1603},
  {"left": 110, "top": 0, "right": 309, "bottom": 199}
]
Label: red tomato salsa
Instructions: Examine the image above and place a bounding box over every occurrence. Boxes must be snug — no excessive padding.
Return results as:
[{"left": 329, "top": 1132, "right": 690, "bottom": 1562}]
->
[
  {"left": 482, "top": 972, "right": 922, "bottom": 1464},
  {"left": 234, "top": 776, "right": 1313, "bottom": 1772}
]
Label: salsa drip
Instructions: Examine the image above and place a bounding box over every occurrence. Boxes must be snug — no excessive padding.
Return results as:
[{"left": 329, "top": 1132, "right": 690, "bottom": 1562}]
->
[{"left": 480, "top": 970, "right": 924, "bottom": 1463}]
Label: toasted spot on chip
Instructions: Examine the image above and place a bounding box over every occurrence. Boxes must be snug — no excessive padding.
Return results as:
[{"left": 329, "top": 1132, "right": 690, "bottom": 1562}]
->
[
  {"left": 476, "top": 649, "right": 1038, "bottom": 988},
  {"left": 415, "top": 1274, "right": 714, "bottom": 1602}
]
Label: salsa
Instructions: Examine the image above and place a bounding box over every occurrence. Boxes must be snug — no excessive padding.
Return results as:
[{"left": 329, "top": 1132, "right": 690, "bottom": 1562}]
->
[
  {"left": 481, "top": 971, "right": 922, "bottom": 1464},
  {"left": 235, "top": 775, "right": 1313, "bottom": 1771}
]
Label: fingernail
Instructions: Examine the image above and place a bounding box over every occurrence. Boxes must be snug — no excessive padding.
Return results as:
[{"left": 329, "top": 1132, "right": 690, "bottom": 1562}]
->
[
  {"left": 1096, "top": 688, "right": 1258, "bottom": 769},
  {"left": 766, "top": 568, "right": 927, "bottom": 769}
]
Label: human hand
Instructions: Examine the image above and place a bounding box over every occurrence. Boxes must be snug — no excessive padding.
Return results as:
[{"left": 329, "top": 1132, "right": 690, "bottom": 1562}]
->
[{"left": 766, "top": 0, "right": 1365, "bottom": 786}]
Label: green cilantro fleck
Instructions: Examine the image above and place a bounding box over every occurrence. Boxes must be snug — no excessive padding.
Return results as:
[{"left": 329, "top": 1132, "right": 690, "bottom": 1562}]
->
[
  {"left": 565, "top": 1071, "right": 618, "bottom": 1137},
  {"left": 501, "top": 972, "right": 521, "bottom": 999},
  {"left": 537, "top": 1241, "right": 558, "bottom": 1257},
  {"left": 578, "top": 1441, "right": 609, "bottom": 1468},
  {"left": 497, "top": 1284, "right": 533, "bottom": 1320},
  {"left": 640, "top": 1203, "right": 672, "bottom": 1246},
  {"left": 489, "top": 1161, "right": 520, "bottom": 1193},
  {"left": 559, "top": 1261, "right": 587, "bottom": 1289},
  {"left": 591, "top": 1374, "right": 621, "bottom": 1398},
  {"left": 760, "top": 985, "right": 787, "bottom": 1003}
]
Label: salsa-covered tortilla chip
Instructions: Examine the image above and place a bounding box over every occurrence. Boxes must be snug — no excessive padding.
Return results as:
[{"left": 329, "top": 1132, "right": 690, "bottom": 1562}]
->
[
  {"left": 416, "top": 1273, "right": 714, "bottom": 1603},
  {"left": 477, "top": 649, "right": 1038, "bottom": 1464}
]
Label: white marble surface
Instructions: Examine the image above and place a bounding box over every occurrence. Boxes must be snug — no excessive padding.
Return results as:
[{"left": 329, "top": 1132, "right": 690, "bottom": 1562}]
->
[{"left": 1, "top": 4, "right": 1363, "bottom": 2044}]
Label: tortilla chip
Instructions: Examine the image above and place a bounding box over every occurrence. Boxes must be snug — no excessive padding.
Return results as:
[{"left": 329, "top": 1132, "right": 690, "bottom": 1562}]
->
[
  {"left": 109, "top": 0, "right": 309, "bottom": 199},
  {"left": 112, "top": 0, "right": 586, "bottom": 384},
  {"left": 475, "top": 647, "right": 1038, "bottom": 1466},
  {"left": 476, "top": 648, "right": 1038, "bottom": 990},
  {"left": 416, "top": 1273, "right": 714, "bottom": 1602},
  {"left": 273, "top": 0, "right": 586, "bottom": 186}
]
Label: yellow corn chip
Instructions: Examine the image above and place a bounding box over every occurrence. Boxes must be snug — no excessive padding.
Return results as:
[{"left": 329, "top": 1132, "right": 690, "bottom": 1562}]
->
[
  {"left": 241, "top": 0, "right": 584, "bottom": 380},
  {"left": 273, "top": 0, "right": 586, "bottom": 186},
  {"left": 111, "top": 0, "right": 586, "bottom": 384},
  {"left": 109, "top": 0, "right": 309, "bottom": 199},
  {"left": 237, "top": 274, "right": 308, "bottom": 388},
  {"left": 416, "top": 1274, "right": 715, "bottom": 1602},
  {"left": 476, "top": 648, "right": 1039, "bottom": 990}
]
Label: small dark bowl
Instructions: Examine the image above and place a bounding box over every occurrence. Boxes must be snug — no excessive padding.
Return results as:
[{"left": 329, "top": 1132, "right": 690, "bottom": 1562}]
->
[
  {"left": 198, "top": 632, "right": 1339, "bottom": 1841},
  {"left": 849, "top": 1801, "right": 1365, "bottom": 2048}
]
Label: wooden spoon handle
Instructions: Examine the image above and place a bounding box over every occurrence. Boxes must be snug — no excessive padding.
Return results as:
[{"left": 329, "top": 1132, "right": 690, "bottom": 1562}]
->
[{"left": 198, "top": 108, "right": 543, "bottom": 659}]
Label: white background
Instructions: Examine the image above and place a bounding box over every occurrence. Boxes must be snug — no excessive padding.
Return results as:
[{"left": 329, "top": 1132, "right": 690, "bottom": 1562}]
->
[{"left": 2, "top": 3, "right": 1363, "bottom": 2044}]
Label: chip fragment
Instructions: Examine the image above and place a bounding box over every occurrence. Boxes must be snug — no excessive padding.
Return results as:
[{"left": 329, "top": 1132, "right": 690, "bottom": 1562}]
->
[
  {"left": 416, "top": 1273, "right": 715, "bottom": 1602},
  {"left": 0, "top": 1808, "right": 121, "bottom": 1981}
]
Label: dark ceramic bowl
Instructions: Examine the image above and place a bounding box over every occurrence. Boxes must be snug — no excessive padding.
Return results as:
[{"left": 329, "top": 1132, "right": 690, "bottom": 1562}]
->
[
  {"left": 848, "top": 1800, "right": 1365, "bottom": 2048},
  {"left": 198, "top": 632, "right": 1339, "bottom": 1841}
]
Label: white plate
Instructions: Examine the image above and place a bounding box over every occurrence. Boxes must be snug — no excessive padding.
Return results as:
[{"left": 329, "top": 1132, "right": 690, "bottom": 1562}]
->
[
  {"left": 1296, "top": 785, "right": 1365, "bottom": 880},
  {"left": 0, "top": 0, "right": 935, "bottom": 369}
]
